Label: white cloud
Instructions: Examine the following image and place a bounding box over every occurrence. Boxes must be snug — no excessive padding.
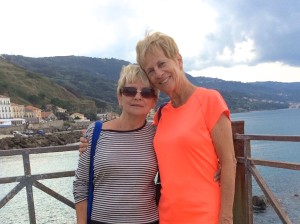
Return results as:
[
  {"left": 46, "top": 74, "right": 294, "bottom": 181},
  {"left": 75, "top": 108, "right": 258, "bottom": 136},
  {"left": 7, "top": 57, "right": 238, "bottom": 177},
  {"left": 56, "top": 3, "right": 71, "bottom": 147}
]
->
[
  {"left": 0, "top": 0, "right": 300, "bottom": 82},
  {"left": 188, "top": 62, "right": 300, "bottom": 83},
  {"left": 217, "top": 38, "right": 256, "bottom": 64}
]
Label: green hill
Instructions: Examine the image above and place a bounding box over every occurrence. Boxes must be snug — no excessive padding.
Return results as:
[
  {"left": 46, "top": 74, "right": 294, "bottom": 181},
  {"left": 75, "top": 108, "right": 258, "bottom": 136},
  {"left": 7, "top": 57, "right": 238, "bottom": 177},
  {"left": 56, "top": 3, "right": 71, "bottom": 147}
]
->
[{"left": 0, "top": 57, "right": 97, "bottom": 117}]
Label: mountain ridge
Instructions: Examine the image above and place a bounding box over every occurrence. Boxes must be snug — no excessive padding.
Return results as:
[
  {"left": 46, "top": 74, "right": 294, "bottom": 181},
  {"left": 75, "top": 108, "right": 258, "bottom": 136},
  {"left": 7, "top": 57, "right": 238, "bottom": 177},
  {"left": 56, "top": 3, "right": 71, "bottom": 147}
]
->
[{"left": 1, "top": 54, "right": 299, "bottom": 115}]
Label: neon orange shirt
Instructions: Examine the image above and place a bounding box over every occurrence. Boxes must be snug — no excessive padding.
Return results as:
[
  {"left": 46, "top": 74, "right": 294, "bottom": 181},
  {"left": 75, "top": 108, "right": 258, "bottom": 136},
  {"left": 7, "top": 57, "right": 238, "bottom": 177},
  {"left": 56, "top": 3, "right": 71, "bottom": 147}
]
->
[{"left": 154, "top": 87, "right": 230, "bottom": 224}]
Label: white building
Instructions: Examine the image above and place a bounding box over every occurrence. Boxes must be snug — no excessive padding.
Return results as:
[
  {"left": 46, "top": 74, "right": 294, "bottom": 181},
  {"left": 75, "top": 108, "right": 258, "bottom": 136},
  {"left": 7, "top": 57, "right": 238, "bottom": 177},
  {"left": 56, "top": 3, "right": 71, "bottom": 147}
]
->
[{"left": 0, "top": 95, "right": 12, "bottom": 119}]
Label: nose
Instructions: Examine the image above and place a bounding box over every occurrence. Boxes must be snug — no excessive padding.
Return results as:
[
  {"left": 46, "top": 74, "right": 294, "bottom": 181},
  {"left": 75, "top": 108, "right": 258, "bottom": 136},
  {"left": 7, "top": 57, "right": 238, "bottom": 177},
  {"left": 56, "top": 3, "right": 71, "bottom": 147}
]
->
[
  {"left": 134, "top": 91, "right": 143, "bottom": 99},
  {"left": 154, "top": 67, "right": 164, "bottom": 78}
]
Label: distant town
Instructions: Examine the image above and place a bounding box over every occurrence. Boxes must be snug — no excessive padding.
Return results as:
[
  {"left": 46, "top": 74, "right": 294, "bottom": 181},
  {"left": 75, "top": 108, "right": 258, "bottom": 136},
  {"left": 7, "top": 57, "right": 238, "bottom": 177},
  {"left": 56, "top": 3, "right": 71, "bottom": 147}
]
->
[
  {"left": 0, "top": 95, "right": 90, "bottom": 126},
  {"left": 0, "top": 95, "right": 156, "bottom": 128}
]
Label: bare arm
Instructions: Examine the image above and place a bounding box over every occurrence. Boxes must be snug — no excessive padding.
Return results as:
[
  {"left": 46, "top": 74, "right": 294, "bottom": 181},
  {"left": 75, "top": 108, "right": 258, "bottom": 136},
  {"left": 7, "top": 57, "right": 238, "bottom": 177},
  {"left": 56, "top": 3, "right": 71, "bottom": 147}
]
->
[
  {"left": 75, "top": 200, "right": 88, "bottom": 224},
  {"left": 212, "top": 113, "right": 237, "bottom": 224}
]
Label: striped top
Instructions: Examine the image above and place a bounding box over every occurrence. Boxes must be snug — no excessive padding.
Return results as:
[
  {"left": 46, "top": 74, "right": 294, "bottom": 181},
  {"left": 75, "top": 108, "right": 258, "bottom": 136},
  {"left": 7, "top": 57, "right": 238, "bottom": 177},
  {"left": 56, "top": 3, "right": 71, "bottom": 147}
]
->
[{"left": 73, "top": 121, "right": 158, "bottom": 223}]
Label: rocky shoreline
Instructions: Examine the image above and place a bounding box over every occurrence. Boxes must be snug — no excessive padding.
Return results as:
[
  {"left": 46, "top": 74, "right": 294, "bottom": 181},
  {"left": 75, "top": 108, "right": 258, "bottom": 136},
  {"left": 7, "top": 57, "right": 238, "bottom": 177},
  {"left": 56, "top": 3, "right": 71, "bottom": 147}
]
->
[{"left": 0, "top": 131, "right": 82, "bottom": 150}]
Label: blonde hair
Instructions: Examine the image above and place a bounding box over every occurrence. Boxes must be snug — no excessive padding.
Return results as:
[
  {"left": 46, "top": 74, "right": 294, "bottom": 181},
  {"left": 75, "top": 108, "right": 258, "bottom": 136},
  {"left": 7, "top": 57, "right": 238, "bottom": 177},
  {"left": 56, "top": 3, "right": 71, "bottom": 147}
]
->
[
  {"left": 136, "top": 31, "right": 180, "bottom": 70},
  {"left": 117, "top": 64, "right": 159, "bottom": 96}
]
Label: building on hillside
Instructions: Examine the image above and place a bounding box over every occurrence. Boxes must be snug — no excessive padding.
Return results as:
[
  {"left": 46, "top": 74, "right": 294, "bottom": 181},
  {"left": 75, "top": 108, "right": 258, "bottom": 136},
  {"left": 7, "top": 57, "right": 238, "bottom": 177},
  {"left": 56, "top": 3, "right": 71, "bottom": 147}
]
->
[
  {"left": 106, "top": 112, "right": 119, "bottom": 120},
  {"left": 45, "top": 104, "right": 67, "bottom": 113},
  {"left": 24, "top": 105, "right": 42, "bottom": 123},
  {"left": 97, "top": 113, "right": 108, "bottom": 121},
  {"left": 11, "top": 103, "right": 25, "bottom": 118},
  {"left": 41, "top": 111, "right": 57, "bottom": 121},
  {"left": 70, "top": 112, "right": 89, "bottom": 121},
  {"left": 97, "top": 112, "right": 119, "bottom": 121},
  {"left": 56, "top": 106, "right": 67, "bottom": 113},
  {"left": 0, "top": 95, "right": 12, "bottom": 119}
]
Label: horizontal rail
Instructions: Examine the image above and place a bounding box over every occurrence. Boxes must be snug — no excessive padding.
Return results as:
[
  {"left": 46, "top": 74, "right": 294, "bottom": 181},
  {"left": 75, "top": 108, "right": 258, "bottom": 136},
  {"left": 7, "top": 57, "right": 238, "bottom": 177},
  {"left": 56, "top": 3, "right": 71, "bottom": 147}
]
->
[
  {"left": 250, "top": 159, "right": 300, "bottom": 170},
  {"left": 236, "top": 157, "right": 300, "bottom": 170},
  {"left": 0, "top": 171, "right": 75, "bottom": 184},
  {"left": 234, "top": 134, "right": 300, "bottom": 142},
  {"left": 0, "top": 145, "right": 79, "bottom": 156}
]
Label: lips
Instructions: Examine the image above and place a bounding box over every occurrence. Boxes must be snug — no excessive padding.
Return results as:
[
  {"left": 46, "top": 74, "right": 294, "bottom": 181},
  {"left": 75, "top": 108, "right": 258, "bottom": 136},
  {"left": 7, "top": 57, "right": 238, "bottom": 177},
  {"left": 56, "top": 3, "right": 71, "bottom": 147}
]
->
[
  {"left": 159, "top": 76, "right": 170, "bottom": 85},
  {"left": 131, "top": 104, "right": 143, "bottom": 107}
]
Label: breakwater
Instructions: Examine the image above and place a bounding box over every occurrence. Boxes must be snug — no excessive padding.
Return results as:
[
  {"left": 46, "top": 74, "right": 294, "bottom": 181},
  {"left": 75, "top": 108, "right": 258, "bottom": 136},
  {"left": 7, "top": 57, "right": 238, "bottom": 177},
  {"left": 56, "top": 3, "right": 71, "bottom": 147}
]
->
[{"left": 0, "top": 131, "right": 82, "bottom": 150}]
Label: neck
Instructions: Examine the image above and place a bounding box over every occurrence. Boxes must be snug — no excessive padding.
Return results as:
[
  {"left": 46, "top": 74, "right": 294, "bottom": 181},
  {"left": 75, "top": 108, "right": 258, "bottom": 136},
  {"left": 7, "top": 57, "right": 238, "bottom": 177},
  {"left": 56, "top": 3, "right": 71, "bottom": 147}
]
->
[
  {"left": 115, "top": 114, "right": 146, "bottom": 130},
  {"left": 170, "top": 81, "right": 197, "bottom": 108}
]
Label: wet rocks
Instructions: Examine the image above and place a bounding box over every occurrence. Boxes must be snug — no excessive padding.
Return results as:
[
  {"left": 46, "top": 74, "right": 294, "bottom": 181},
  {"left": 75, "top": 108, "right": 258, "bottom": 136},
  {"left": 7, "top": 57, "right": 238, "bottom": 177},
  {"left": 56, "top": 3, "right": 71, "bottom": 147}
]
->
[
  {"left": 253, "top": 195, "right": 269, "bottom": 212},
  {"left": 0, "top": 131, "right": 82, "bottom": 150}
]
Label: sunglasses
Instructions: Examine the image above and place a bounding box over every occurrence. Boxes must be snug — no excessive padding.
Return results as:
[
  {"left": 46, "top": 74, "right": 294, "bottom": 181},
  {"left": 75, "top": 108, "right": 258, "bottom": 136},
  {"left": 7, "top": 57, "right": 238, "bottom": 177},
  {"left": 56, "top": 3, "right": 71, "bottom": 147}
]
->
[{"left": 121, "top": 87, "right": 156, "bottom": 98}]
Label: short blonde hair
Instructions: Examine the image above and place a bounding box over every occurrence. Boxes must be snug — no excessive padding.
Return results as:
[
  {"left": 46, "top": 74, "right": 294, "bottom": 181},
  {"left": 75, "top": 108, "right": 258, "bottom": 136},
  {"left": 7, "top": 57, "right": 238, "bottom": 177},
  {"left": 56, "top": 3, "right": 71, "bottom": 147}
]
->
[
  {"left": 136, "top": 32, "right": 180, "bottom": 70},
  {"left": 117, "top": 64, "right": 159, "bottom": 96}
]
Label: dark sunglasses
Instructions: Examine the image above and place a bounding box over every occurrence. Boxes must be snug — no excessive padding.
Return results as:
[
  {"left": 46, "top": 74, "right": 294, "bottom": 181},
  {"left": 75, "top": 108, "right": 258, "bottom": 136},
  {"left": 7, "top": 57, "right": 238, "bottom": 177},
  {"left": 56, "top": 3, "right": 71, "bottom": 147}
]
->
[{"left": 121, "top": 87, "right": 156, "bottom": 98}]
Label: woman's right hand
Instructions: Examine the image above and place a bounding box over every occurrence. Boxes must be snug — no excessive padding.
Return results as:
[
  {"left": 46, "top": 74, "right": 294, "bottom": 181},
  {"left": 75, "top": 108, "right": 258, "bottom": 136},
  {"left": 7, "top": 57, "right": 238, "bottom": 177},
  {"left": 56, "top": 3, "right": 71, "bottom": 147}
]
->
[{"left": 79, "top": 137, "right": 89, "bottom": 154}]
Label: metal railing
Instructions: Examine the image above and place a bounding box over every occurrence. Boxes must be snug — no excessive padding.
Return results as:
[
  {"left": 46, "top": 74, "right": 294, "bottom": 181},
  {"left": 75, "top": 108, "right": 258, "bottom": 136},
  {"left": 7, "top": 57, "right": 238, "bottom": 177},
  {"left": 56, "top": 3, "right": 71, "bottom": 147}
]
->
[{"left": 0, "top": 121, "right": 299, "bottom": 223}]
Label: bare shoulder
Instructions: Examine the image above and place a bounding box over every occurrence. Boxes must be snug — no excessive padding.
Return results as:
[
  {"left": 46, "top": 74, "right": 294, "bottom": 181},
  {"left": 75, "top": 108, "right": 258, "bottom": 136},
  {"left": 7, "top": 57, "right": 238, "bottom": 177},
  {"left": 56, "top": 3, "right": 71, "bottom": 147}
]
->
[{"left": 102, "top": 119, "right": 118, "bottom": 129}]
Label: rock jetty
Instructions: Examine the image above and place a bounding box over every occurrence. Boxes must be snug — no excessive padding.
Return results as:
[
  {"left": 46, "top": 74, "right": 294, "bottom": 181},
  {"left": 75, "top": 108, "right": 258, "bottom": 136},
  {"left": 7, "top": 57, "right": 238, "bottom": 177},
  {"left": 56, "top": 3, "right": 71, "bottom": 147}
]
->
[{"left": 0, "top": 131, "right": 82, "bottom": 150}]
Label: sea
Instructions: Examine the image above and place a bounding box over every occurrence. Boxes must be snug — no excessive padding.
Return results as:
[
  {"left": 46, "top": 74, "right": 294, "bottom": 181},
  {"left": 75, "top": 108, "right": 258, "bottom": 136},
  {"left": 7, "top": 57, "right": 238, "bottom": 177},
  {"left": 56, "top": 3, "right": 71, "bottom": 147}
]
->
[{"left": 0, "top": 108, "right": 299, "bottom": 224}]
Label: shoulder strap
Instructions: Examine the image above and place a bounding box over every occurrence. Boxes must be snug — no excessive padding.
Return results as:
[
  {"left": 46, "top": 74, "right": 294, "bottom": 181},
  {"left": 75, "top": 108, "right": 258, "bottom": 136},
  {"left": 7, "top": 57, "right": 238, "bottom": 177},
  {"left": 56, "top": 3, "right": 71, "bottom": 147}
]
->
[
  {"left": 90, "top": 121, "right": 102, "bottom": 158},
  {"left": 156, "top": 103, "right": 167, "bottom": 185},
  {"left": 157, "top": 102, "right": 168, "bottom": 121},
  {"left": 87, "top": 120, "right": 102, "bottom": 223}
]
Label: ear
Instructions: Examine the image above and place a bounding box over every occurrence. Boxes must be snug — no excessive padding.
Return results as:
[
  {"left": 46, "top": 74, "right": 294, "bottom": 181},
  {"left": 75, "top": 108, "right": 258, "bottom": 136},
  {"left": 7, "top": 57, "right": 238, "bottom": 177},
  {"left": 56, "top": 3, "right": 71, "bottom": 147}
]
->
[{"left": 177, "top": 53, "right": 183, "bottom": 69}]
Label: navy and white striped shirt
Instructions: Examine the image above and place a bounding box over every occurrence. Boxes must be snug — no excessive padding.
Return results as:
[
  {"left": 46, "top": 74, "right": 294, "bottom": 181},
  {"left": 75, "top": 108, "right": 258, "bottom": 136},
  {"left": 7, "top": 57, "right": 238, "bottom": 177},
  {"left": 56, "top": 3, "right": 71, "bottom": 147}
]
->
[{"left": 73, "top": 121, "right": 158, "bottom": 223}]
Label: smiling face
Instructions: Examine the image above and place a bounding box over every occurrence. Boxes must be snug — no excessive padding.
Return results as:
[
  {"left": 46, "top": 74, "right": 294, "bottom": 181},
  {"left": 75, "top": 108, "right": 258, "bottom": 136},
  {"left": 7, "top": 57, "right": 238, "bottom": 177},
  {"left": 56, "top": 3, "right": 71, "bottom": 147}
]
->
[
  {"left": 143, "top": 48, "right": 183, "bottom": 96},
  {"left": 136, "top": 32, "right": 185, "bottom": 97}
]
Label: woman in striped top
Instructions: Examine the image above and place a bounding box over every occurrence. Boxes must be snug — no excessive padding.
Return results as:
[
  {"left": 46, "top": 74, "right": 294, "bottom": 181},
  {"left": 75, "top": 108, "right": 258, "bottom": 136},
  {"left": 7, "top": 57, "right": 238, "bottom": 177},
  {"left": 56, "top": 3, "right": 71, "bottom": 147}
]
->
[{"left": 73, "top": 64, "right": 159, "bottom": 224}]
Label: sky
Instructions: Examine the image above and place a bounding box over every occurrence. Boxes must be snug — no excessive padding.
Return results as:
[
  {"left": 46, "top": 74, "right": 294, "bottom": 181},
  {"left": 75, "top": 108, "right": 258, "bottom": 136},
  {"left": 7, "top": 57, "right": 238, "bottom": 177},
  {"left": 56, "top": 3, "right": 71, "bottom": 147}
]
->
[{"left": 1, "top": 0, "right": 300, "bottom": 83}]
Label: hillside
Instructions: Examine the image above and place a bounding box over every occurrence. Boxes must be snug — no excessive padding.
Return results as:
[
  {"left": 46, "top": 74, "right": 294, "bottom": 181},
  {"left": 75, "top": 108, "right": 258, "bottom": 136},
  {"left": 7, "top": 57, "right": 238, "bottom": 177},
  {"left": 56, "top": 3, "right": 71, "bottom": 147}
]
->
[
  {"left": 2, "top": 54, "right": 300, "bottom": 113},
  {"left": 2, "top": 55, "right": 128, "bottom": 112},
  {"left": 0, "top": 57, "right": 97, "bottom": 116}
]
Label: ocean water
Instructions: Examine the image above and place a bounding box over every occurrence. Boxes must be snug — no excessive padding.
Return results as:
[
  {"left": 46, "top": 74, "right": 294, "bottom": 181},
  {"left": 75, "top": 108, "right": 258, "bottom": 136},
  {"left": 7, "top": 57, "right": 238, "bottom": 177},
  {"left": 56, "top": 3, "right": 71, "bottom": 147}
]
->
[{"left": 0, "top": 108, "right": 299, "bottom": 223}]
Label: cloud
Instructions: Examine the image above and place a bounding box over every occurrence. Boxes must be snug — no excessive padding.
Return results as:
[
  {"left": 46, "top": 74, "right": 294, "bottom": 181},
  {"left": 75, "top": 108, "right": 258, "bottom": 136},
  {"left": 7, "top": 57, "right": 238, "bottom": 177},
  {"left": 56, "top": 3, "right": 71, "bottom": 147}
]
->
[
  {"left": 188, "top": 62, "right": 300, "bottom": 83},
  {"left": 196, "top": 0, "right": 300, "bottom": 67},
  {"left": 0, "top": 0, "right": 300, "bottom": 82}
]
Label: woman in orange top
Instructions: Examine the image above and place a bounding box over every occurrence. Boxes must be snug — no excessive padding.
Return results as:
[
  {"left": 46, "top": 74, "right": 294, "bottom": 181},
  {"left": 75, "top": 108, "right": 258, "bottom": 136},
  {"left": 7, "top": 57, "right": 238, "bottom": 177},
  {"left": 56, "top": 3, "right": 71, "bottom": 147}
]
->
[{"left": 136, "top": 32, "right": 237, "bottom": 224}]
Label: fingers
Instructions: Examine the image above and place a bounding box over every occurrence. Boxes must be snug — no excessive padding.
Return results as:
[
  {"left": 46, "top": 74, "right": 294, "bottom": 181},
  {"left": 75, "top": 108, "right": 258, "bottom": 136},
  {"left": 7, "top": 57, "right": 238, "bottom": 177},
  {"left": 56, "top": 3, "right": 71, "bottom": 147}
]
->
[
  {"left": 79, "top": 143, "right": 88, "bottom": 153},
  {"left": 80, "top": 137, "right": 88, "bottom": 143},
  {"left": 214, "top": 167, "right": 221, "bottom": 182},
  {"left": 78, "top": 131, "right": 88, "bottom": 155}
]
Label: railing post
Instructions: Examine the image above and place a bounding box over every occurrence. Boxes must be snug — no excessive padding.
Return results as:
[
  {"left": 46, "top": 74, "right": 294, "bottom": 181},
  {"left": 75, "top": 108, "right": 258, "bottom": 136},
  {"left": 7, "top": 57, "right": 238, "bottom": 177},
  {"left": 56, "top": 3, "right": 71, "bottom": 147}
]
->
[
  {"left": 232, "top": 121, "right": 248, "bottom": 224},
  {"left": 22, "top": 151, "right": 36, "bottom": 224},
  {"left": 244, "top": 138, "right": 253, "bottom": 224}
]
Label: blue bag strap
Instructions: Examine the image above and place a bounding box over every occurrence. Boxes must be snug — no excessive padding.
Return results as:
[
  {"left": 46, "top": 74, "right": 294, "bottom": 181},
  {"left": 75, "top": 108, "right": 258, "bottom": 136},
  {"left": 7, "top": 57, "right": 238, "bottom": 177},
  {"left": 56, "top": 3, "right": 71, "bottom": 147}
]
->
[{"left": 87, "top": 121, "right": 102, "bottom": 223}]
